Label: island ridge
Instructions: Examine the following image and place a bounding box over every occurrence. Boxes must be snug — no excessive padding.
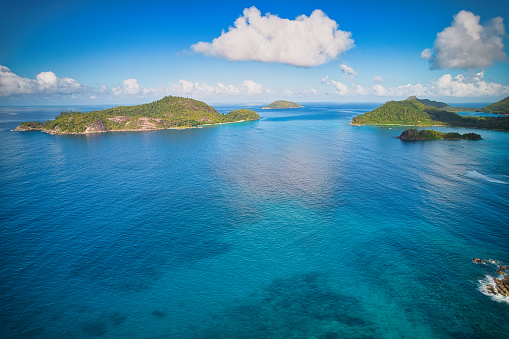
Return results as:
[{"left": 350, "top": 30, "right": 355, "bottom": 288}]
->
[
  {"left": 15, "top": 96, "right": 260, "bottom": 134},
  {"left": 262, "top": 100, "right": 302, "bottom": 109}
]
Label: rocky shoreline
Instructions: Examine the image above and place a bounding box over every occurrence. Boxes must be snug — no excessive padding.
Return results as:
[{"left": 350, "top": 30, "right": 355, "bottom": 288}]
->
[
  {"left": 13, "top": 118, "right": 248, "bottom": 135},
  {"left": 473, "top": 258, "right": 509, "bottom": 297}
]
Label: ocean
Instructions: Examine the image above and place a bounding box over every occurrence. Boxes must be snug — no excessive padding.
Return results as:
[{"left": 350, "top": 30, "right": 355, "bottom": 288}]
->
[{"left": 0, "top": 103, "right": 508, "bottom": 338}]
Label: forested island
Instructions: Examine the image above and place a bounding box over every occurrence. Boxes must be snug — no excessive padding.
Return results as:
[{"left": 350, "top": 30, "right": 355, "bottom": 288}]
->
[
  {"left": 398, "top": 129, "right": 482, "bottom": 141},
  {"left": 480, "top": 96, "right": 509, "bottom": 115},
  {"left": 262, "top": 100, "right": 302, "bottom": 109},
  {"left": 351, "top": 97, "right": 509, "bottom": 131},
  {"left": 15, "top": 96, "right": 260, "bottom": 134}
]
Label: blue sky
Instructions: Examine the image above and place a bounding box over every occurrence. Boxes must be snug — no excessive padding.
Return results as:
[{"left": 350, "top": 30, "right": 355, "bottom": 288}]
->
[{"left": 1, "top": 0, "right": 508, "bottom": 105}]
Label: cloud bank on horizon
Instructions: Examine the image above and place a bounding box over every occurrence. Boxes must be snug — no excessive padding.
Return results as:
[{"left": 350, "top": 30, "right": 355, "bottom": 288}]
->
[
  {"left": 0, "top": 65, "right": 85, "bottom": 97},
  {"left": 422, "top": 10, "right": 507, "bottom": 70},
  {"left": 191, "top": 7, "right": 354, "bottom": 67},
  {"left": 321, "top": 71, "right": 509, "bottom": 97},
  {"left": 0, "top": 65, "right": 270, "bottom": 100},
  {"left": 2, "top": 63, "right": 508, "bottom": 102}
]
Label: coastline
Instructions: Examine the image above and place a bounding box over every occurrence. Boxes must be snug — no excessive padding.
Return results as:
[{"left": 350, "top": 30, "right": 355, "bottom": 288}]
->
[
  {"left": 13, "top": 119, "right": 255, "bottom": 135},
  {"left": 349, "top": 123, "right": 447, "bottom": 127},
  {"left": 349, "top": 122, "right": 508, "bottom": 131}
]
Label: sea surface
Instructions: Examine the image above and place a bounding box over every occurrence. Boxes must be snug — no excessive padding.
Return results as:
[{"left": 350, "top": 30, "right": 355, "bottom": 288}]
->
[{"left": 1, "top": 103, "right": 508, "bottom": 338}]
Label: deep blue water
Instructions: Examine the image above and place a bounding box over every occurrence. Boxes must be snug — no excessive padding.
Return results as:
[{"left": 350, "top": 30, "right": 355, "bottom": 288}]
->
[{"left": 1, "top": 103, "right": 508, "bottom": 338}]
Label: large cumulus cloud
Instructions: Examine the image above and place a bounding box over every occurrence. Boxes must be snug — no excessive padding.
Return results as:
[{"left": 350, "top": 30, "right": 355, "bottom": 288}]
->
[
  {"left": 422, "top": 10, "right": 506, "bottom": 70},
  {"left": 192, "top": 7, "right": 354, "bottom": 67}
]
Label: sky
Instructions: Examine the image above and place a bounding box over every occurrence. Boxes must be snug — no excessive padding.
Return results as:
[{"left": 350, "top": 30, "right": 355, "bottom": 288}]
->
[{"left": 1, "top": 0, "right": 508, "bottom": 105}]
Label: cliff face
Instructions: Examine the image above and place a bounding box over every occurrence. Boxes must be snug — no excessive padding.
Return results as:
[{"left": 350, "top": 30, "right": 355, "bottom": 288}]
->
[{"left": 85, "top": 120, "right": 107, "bottom": 133}]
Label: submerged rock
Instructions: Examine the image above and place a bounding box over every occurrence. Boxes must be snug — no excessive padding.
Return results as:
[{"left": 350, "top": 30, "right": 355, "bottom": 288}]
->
[
  {"left": 472, "top": 258, "right": 486, "bottom": 264},
  {"left": 496, "top": 266, "right": 507, "bottom": 275}
]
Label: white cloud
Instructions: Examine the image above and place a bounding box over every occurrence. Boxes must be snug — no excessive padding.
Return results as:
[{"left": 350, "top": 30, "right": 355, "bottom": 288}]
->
[
  {"left": 420, "top": 49, "right": 432, "bottom": 60},
  {"left": 329, "top": 80, "right": 349, "bottom": 95},
  {"left": 321, "top": 76, "right": 349, "bottom": 95},
  {"left": 323, "top": 72, "right": 509, "bottom": 98},
  {"left": 373, "top": 76, "right": 383, "bottom": 83},
  {"left": 340, "top": 64, "right": 358, "bottom": 78},
  {"left": 372, "top": 84, "right": 387, "bottom": 96},
  {"left": 432, "top": 71, "right": 509, "bottom": 96},
  {"left": 283, "top": 89, "right": 293, "bottom": 96},
  {"left": 422, "top": 10, "right": 507, "bottom": 69},
  {"left": 0, "top": 65, "right": 85, "bottom": 96},
  {"left": 0, "top": 65, "right": 272, "bottom": 102},
  {"left": 192, "top": 7, "right": 354, "bottom": 67},
  {"left": 354, "top": 84, "right": 368, "bottom": 95},
  {"left": 169, "top": 79, "right": 269, "bottom": 97},
  {"left": 112, "top": 79, "right": 156, "bottom": 96}
]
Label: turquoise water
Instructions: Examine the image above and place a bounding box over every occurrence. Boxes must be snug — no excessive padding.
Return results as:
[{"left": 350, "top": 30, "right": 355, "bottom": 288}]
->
[{"left": 1, "top": 103, "right": 508, "bottom": 338}]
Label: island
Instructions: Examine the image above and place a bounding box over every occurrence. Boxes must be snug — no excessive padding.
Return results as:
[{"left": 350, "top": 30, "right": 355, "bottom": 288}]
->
[
  {"left": 398, "top": 129, "right": 482, "bottom": 141},
  {"left": 262, "top": 100, "right": 302, "bottom": 109},
  {"left": 479, "top": 96, "right": 509, "bottom": 115},
  {"left": 351, "top": 97, "right": 509, "bottom": 131},
  {"left": 14, "top": 96, "right": 260, "bottom": 134}
]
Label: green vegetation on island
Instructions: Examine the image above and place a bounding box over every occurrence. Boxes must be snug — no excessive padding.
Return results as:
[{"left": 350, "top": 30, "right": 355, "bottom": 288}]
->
[
  {"left": 15, "top": 96, "right": 260, "bottom": 134},
  {"left": 406, "top": 96, "right": 477, "bottom": 112},
  {"left": 479, "top": 96, "right": 509, "bottom": 115},
  {"left": 398, "top": 129, "right": 482, "bottom": 141},
  {"left": 351, "top": 97, "right": 509, "bottom": 131},
  {"left": 262, "top": 100, "right": 302, "bottom": 109}
]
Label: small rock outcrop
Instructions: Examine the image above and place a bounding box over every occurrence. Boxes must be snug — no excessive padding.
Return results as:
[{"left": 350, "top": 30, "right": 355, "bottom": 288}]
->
[
  {"left": 399, "top": 129, "right": 420, "bottom": 140},
  {"left": 475, "top": 259, "right": 509, "bottom": 298},
  {"left": 493, "top": 275, "right": 509, "bottom": 296},
  {"left": 85, "top": 120, "right": 107, "bottom": 133},
  {"left": 398, "top": 129, "right": 482, "bottom": 141}
]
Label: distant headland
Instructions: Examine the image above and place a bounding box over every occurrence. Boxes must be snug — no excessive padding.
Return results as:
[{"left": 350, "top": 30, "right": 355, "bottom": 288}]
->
[
  {"left": 351, "top": 96, "right": 509, "bottom": 131},
  {"left": 262, "top": 100, "right": 302, "bottom": 109},
  {"left": 14, "top": 96, "right": 260, "bottom": 135}
]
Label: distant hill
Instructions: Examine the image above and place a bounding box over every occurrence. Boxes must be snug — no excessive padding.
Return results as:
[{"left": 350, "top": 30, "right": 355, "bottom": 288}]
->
[
  {"left": 351, "top": 97, "right": 509, "bottom": 131},
  {"left": 406, "top": 96, "right": 449, "bottom": 109},
  {"left": 263, "top": 100, "right": 302, "bottom": 109},
  {"left": 15, "top": 96, "right": 260, "bottom": 134},
  {"left": 480, "top": 96, "right": 509, "bottom": 115},
  {"left": 405, "top": 96, "right": 477, "bottom": 112}
]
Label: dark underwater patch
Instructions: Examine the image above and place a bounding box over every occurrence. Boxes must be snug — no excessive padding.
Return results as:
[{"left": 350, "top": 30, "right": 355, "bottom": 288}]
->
[
  {"left": 152, "top": 310, "right": 166, "bottom": 318},
  {"left": 82, "top": 320, "right": 108, "bottom": 337},
  {"left": 197, "top": 272, "right": 375, "bottom": 338},
  {"left": 67, "top": 222, "right": 232, "bottom": 291}
]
